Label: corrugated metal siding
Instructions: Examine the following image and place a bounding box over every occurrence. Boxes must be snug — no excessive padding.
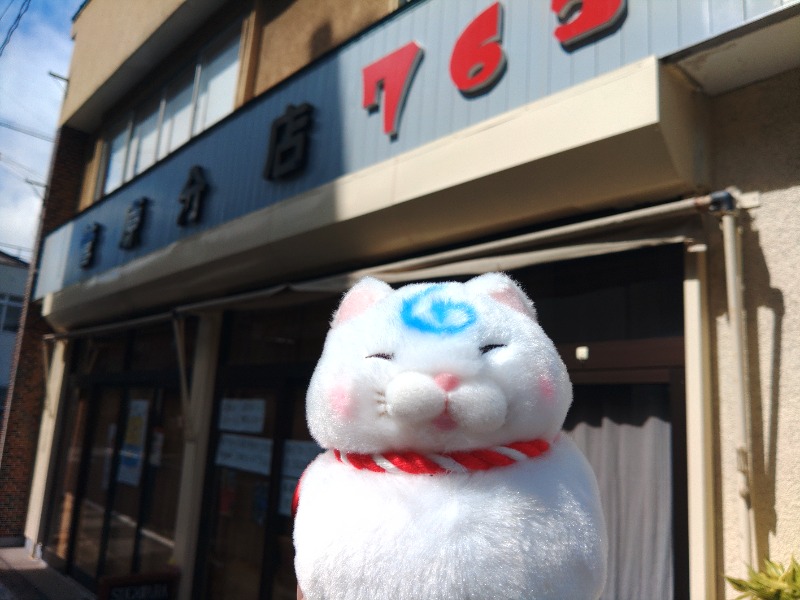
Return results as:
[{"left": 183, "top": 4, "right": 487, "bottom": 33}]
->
[{"left": 36, "top": 0, "right": 799, "bottom": 297}]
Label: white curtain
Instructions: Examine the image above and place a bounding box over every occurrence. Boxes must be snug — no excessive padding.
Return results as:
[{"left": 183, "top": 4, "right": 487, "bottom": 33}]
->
[{"left": 565, "top": 383, "right": 675, "bottom": 600}]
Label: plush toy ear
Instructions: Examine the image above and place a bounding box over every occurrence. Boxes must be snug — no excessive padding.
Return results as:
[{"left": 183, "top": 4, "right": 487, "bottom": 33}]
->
[
  {"left": 466, "top": 272, "right": 537, "bottom": 320},
  {"left": 332, "top": 277, "right": 393, "bottom": 327}
]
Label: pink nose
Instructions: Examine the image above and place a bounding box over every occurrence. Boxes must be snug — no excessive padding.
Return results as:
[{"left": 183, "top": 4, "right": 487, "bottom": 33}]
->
[{"left": 434, "top": 373, "right": 460, "bottom": 392}]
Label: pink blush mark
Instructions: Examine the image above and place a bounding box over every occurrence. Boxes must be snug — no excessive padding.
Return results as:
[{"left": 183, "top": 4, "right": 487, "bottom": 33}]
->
[
  {"left": 329, "top": 385, "right": 354, "bottom": 418},
  {"left": 538, "top": 374, "right": 556, "bottom": 404}
]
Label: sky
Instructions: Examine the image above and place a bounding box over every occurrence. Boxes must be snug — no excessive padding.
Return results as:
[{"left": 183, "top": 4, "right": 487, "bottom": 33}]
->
[{"left": 0, "top": 0, "right": 77, "bottom": 263}]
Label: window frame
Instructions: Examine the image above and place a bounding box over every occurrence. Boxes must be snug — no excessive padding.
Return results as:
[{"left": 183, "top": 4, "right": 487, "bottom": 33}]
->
[{"left": 96, "top": 21, "right": 243, "bottom": 200}]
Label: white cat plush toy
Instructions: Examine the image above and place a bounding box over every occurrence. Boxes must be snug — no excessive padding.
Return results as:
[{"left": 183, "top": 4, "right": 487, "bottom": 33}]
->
[{"left": 294, "top": 273, "right": 606, "bottom": 600}]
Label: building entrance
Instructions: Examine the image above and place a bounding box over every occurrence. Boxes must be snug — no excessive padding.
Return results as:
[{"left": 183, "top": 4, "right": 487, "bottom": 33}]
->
[
  {"left": 40, "top": 324, "right": 190, "bottom": 591},
  {"left": 193, "top": 301, "right": 336, "bottom": 600},
  {"left": 513, "top": 245, "right": 689, "bottom": 599}
]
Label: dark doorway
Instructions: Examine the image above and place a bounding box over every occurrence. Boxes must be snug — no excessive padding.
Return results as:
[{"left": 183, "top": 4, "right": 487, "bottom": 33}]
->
[{"left": 513, "top": 244, "right": 689, "bottom": 600}]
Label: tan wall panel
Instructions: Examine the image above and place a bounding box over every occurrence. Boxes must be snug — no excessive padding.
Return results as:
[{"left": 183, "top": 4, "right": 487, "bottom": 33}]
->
[
  {"left": 707, "top": 67, "right": 800, "bottom": 583},
  {"left": 255, "top": 0, "right": 391, "bottom": 94},
  {"left": 63, "top": 0, "right": 187, "bottom": 125}
]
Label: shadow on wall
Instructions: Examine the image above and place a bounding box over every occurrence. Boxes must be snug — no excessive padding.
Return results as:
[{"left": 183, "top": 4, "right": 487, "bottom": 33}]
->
[{"left": 739, "top": 211, "right": 784, "bottom": 566}]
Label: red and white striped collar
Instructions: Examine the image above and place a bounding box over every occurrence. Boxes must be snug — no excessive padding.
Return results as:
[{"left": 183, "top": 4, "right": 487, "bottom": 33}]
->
[{"left": 332, "top": 438, "right": 551, "bottom": 475}]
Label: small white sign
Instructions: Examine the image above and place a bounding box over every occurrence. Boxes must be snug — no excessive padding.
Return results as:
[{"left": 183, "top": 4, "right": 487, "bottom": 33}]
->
[
  {"left": 282, "top": 440, "right": 324, "bottom": 478},
  {"left": 215, "top": 433, "right": 273, "bottom": 476},
  {"left": 219, "top": 398, "right": 266, "bottom": 433}
]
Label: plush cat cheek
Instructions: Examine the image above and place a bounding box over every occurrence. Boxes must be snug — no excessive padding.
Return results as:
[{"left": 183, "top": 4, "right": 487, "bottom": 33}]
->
[
  {"left": 538, "top": 374, "right": 556, "bottom": 404},
  {"left": 328, "top": 384, "right": 354, "bottom": 419}
]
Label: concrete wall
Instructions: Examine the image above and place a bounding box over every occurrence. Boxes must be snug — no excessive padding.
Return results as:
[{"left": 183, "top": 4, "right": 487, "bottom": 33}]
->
[{"left": 707, "top": 67, "right": 800, "bottom": 587}]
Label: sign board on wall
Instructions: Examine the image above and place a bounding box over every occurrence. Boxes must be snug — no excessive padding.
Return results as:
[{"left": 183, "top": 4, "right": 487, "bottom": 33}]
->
[{"left": 35, "top": 0, "right": 784, "bottom": 300}]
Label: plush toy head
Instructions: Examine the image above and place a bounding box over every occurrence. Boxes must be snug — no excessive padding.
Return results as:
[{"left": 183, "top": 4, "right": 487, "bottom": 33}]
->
[{"left": 306, "top": 273, "right": 571, "bottom": 454}]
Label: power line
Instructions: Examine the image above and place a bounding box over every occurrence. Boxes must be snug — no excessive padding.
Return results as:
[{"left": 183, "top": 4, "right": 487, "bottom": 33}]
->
[
  {"left": 0, "top": 155, "right": 46, "bottom": 197},
  {"left": 0, "top": 151, "right": 43, "bottom": 178},
  {"left": 0, "top": 0, "right": 17, "bottom": 24},
  {"left": 0, "top": 119, "right": 54, "bottom": 142},
  {"left": 0, "top": 0, "right": 30, "bottom": 58}
]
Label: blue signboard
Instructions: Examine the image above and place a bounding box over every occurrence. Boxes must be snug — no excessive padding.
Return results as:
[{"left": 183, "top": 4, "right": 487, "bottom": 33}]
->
[{"left": 36, "top": 0, "right": 787, "bottom": 298}]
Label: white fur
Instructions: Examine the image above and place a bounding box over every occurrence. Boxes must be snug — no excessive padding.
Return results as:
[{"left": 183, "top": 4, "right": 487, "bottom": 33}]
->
[{"left": 295, "top": 274, "right": 607, "bottom": 599}]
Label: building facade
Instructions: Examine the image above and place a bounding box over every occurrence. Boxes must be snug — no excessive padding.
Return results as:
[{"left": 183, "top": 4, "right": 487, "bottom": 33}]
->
[
  {"left": 2, "top": 0, "right": 800, "bottom": 598},
  {"left": 0, "top": 251, "right": 27, "bottom": 423}
]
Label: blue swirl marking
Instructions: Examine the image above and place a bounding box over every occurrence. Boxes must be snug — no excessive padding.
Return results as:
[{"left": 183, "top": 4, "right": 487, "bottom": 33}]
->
[{"left": 401, "top": 286, "right": 477, "bottom": 335}]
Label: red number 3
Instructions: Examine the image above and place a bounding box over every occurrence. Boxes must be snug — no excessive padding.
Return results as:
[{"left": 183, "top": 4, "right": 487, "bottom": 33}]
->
[{"left": 449, "top": 2, "right": 506, "bottom": 95}]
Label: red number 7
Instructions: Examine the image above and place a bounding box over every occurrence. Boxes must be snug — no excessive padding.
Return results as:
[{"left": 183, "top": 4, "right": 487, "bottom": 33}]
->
[{"left": 362, "top": 41, "right": 424, "bottom": 137}]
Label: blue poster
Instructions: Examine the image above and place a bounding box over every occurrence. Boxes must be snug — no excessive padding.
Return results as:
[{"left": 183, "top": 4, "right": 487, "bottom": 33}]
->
[{"left": 117, "top": 399, "right": 149, "bottom": 487}]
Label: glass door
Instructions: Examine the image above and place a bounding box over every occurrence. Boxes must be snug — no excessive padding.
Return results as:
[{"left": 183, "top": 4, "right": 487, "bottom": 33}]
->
[
  {"left": 42, "top": 384, "right": 184, "bottom": 588},
  {"left": 137, "top": 388, "right": 184, "bottom": 573},
  {"left": 41, "top": 323, "right": 192, "bottom": 589},
  {"left": 202, "top": 387, "right": 279, "bottom": 599},
  {"left": 271, "top": 380, "right": 320, "bottom": 600},
  {"left": 72, "top": 387, "right": 124, "bottom": 584},
  {"left": 103, "top": 387, "right": 185, "bottom": 578},
  {"left": 198, "top": 370, "right": 321, "bottom": 600},
  {"left": 43, "top": 387, "right": 91, "bottom": 570}
]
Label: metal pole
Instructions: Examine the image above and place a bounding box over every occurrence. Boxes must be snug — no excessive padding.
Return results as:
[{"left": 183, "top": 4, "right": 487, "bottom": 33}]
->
[{"left": 715, "top": 190, "right": 755, "bottom": 568}]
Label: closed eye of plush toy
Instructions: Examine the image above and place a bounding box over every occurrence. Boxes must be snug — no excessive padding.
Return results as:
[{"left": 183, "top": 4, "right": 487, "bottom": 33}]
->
[{"left": 294, "top": 273, "right": 607, "bottom": 600}]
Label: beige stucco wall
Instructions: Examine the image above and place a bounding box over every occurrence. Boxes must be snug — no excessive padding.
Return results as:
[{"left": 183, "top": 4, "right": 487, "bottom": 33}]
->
[
  {"left": 255, "top": 0, "right": 392, "bottom": 94},
  {"left": 707, "top": 67, "right": 800, "bottom": 592},
  {"left": 62, "top": 0, "right": 187, "bottom": 125}
]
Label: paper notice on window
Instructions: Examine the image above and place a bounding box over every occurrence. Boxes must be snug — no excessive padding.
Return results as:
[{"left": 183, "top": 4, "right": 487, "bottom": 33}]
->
[
  {"left": 118, "top": 399, "right": 149, "bottom": 487},
  {"left": 219, "top": 398, "right": 266, "bottom": 433},
  {"left": 282, "top": 440, "right": 324, "bottom": 478},
  {"left": 215, "top": 433, "right": 273, "bottom": 476}
]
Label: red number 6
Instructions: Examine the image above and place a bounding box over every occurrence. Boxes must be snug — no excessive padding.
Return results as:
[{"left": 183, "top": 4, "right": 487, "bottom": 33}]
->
[{"left": 449, "top": 2, "right": 506, "bottom": 95}]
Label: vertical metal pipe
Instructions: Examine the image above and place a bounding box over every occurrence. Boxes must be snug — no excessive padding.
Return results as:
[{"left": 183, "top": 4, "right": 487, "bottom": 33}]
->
[{"left": 719, "top": 199, "right": 754, "bottom": 568}]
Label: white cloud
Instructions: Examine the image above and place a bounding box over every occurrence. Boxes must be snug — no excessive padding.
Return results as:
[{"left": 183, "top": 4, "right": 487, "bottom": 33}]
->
[{"left": 0, "top": 0, "right": 75, "bottom": 261}]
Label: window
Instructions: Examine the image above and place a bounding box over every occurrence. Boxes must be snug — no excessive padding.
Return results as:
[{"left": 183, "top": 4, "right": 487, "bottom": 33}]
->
[
  {"left": 193, "top": 30, "right": 241, "bottom": 134},
  {"left": 158, "top": 68, "right": 195, "bottom": 160},
  {"left": 99, "top": 24, "right": 241, "bottom": 197},
  {"left": 102, "top": 121, "right": 131, "bottom": 196},
  {"left": 0, "top": 294, "right": 24, "bottom": 333},
  {"left": 127, "top": 98, "right": 162, "bottom": 178}
]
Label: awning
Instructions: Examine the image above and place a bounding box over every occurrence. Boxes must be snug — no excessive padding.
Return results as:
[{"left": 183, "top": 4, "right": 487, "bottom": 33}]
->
[{"left": 44, "top": 194, "right": 713, "bottom": 341}]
